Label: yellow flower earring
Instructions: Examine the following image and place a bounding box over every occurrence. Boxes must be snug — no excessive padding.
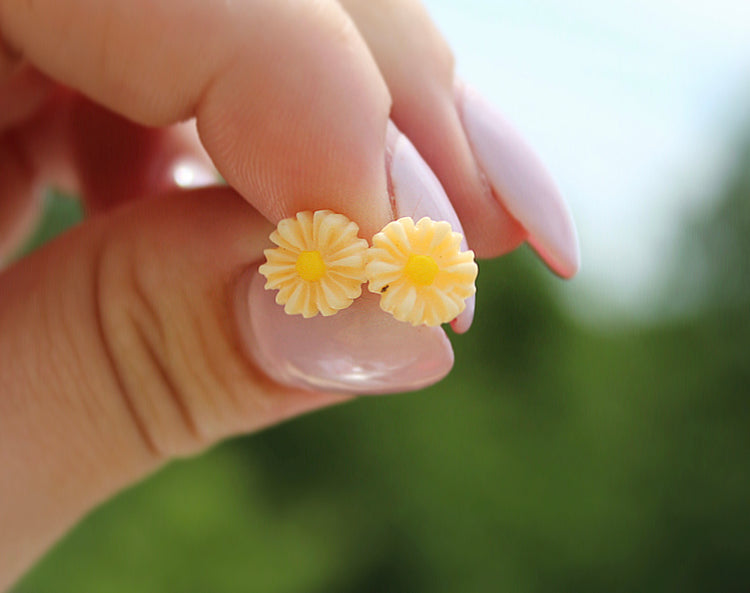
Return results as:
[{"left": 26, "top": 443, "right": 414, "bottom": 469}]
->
[
  {"left": 259, "top": 210, "right": 369, "bottom": 317},
  {"left": 366, "top": 217, "right": 478, "bottom": 326}
]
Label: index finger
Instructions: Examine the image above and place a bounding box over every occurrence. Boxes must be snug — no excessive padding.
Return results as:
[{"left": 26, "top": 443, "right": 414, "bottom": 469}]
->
[{"left": 0, "top": 0, "right": 393, "bottom": 236}]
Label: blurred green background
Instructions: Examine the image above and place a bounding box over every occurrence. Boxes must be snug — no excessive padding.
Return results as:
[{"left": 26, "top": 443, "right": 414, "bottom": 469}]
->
[{"left": 10, "top": 125, "right": 750, "bottom": 593}]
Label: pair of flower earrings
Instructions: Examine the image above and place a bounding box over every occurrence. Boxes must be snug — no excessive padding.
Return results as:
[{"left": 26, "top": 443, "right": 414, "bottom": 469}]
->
[{"left": 259, "top": 210, "right": 478, "bottom": 327}]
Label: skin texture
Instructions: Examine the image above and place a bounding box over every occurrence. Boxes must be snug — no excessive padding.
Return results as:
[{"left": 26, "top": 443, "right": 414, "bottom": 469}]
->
[
  {"left": 340, "top": 0, "right": 528, "bottom": 255},
  {"left": 0, "top": 0, "right": 577, "bottom": 588},
  {"left": 0, "top": 188, "right": 351, "bottom": 585}
]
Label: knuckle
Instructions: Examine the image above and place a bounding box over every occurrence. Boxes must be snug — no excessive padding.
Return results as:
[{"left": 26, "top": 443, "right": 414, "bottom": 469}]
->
[
  {"left": 94, "top": 223, "right": 275, "bottom": 458},
  {"left": 93, "top": 233, "right": 208, "bottom": 458}
]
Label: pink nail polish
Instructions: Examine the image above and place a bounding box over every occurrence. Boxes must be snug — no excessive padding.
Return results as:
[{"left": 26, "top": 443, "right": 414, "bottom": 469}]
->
[
  {"left": 386, "top": 122, "right": 475, "bottom": 333},
  {"left": 456, "top": 82, "right": 580, "bottom": 278},
  {"left": 243, "top": 269, "right": 453, "bottom": 395}
]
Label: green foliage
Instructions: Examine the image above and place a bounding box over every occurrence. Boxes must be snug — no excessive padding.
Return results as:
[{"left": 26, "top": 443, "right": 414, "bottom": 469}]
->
[
  {"left": 668, "top": 124, "right": 750, "bottom": 315},
  {"left": 12, "top": 159, "right": 750, "bottom": 591}
]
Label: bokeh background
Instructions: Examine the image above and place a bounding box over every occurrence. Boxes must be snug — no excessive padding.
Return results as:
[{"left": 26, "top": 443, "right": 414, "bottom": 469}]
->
[{"left": 11, "top": 1, "right": 750, "bottom": 591}]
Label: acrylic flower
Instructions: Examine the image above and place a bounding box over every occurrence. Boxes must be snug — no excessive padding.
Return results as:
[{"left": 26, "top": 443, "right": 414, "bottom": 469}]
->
[
  {"left": 366, "top": 217, "right": 478, "bottom": 326},
  {"left": 259, "top": 210, "right": 369, "bottom": 317}
]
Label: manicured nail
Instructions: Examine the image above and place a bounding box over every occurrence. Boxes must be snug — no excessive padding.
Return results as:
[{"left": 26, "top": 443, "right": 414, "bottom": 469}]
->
[
  {"left": 456, "top": 82, "right": 580, "bottom": 278},
  {"left": 386, "top": 121, "right": 475, "bottom": 333},
  {"left": 243, "top": 269, "right": 453, "bottom": 394}
]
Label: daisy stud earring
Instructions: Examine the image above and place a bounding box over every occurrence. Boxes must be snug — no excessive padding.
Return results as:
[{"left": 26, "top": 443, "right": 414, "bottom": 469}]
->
[
  {"left": 259, "top": 210, "right": 369, "bottom": 317},
  {"left": 366, "top": 217, "right": 479, "bottom": 327}
]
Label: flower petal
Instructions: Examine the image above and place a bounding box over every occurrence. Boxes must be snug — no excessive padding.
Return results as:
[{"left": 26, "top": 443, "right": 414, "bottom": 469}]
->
[
  {"left": 367, "top": 216, "right": 477, "bottom": 326},
  {"left": 260, "top": 210, "right": 368, "bottom": 317}
]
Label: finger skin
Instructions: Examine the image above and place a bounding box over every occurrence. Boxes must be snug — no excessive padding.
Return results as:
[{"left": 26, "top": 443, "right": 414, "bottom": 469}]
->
[
  {"left": 0, "top": 63, "right": 53, "bottom": 129},
  {"left": 0, "top": 188, "right": 347, "bottom": 589},
  {"left": 68, "top": 97, "right": 218, "bottom": 213},
  {"left": 0, "top": 0, "right": 393, "bottom": 237},
  {"left": 340, "top": 0, "right": 528, "bottom": 256}
]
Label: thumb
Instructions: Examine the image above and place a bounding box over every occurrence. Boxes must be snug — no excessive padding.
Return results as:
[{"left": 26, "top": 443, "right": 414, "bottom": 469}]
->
[{"left": 0, "top": 188, "right": 347, "bottom": 588}]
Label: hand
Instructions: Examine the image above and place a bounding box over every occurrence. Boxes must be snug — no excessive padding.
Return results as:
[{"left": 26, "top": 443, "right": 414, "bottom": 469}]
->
[{"left": 0, "top": 0, "right": 578, "bottom": 587}]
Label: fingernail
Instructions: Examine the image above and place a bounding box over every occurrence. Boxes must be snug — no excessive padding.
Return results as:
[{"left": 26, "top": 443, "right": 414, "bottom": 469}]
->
[
  {"left": 242, "top": 268, "right": 454, "bottom": 395},
  {"left": 456, "top": 81, "right": 580, "bottom": 278},
  {"left": 386, "top": 121, "right": 475, "bottom": 333}
]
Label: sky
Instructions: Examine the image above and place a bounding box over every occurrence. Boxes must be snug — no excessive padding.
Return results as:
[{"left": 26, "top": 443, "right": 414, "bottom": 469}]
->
[{"left": 423, "top": 0, "right": 750, "bottom": 321}]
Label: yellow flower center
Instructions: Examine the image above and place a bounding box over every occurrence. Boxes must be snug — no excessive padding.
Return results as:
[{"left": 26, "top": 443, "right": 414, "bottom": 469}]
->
[
  {"left": 296, "top": 250, "right": 326, "bottom": 281},
  {"left": 404, "top": 254, "right": 439, "bottom": 286}
]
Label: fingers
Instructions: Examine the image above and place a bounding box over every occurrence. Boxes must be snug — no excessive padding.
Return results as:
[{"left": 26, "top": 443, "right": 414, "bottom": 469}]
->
[
  {"left": 0, "top": 180, "right": 460, "bottom": 586},
  {"left": 0, "top": 188, "right": 347, "bottom": 588},
  {"left": 0, "top": 0, "right": 393, "bottom": 237},
  {"left": 68, "top": 97, "right": 218, "bottom": 213},
  {"left": 340, "top": 0, "right": 579, "bottom": 274},
  {"left": 455, "top": 82, "right": 580, "bottom": 277},
  {"left": 340, "top": 0, "right": 520, "bottom": 253},
  {"left": 2, "top": 0, "right": 579, "bottom": 272},
  {"left": 0, "top": 90, "right": 219, "bottom": 236}
]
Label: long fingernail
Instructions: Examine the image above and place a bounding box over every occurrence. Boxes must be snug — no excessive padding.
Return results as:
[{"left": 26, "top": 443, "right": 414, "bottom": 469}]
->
[
  {"left": 386, "top": 121, "right": 475, "bottom": 333},
  {"left": 242, "top": 268, "right": 453, "bottom": 395},
  {"left": 456, "top": 81, "right": 580, "bottom": 278}
]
